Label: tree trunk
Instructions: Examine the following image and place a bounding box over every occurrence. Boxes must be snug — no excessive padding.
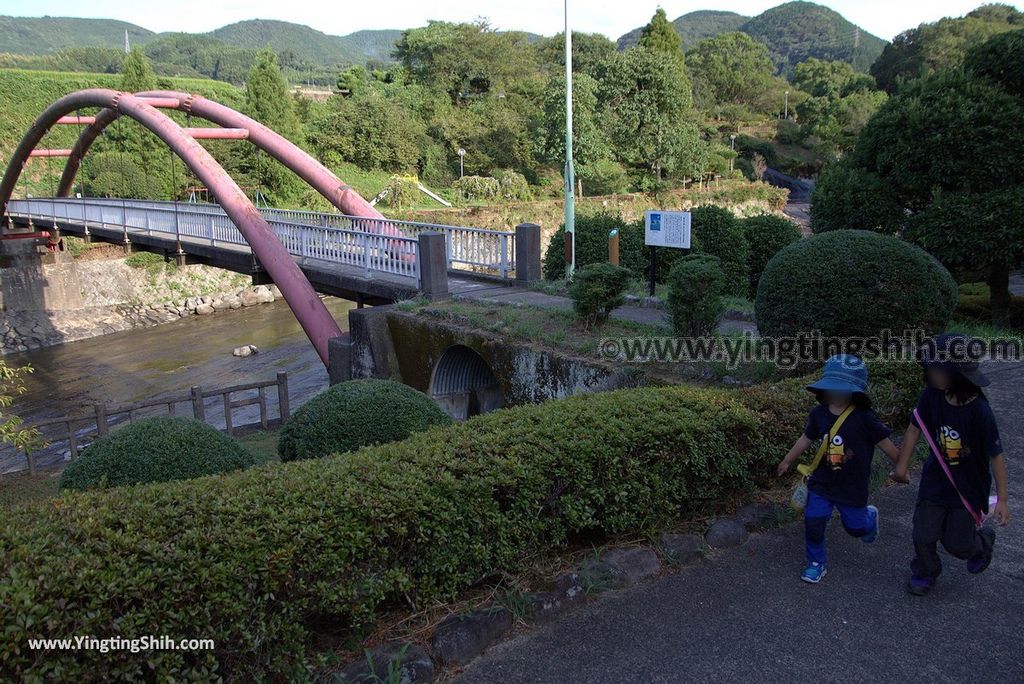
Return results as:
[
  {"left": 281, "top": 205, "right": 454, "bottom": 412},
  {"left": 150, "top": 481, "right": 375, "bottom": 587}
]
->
[{"left": 987, "top": 263, "right": 1011, "bottom": 328}]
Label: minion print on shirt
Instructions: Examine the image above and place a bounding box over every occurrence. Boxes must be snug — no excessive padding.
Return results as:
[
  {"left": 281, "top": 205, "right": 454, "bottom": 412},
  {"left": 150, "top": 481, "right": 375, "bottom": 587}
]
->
[
  {"left": 939, "top": 426, "right": 964, "bottom": 466},
  {"left": 826, "top": 434, "right": 852, "bottom": 470}
]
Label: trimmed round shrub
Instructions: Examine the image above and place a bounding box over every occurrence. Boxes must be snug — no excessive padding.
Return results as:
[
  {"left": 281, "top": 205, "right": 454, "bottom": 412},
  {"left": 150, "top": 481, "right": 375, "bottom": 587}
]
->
[
  {"left": 755, "top": 230, "right": 958, "bottom": 338},
  {"left": 278, "top": 379, "right": 451, "bottom": 461},
  {"left": 690, "top": 206, "right": 749, "bottom": 296},
  {"left": 666, "top": 254, "right": 727, "bottom": 337},
  {"left": 569, "top": 262, "right": 632, "bottom": 327},
  {"left": 741, "top": 214, "right": 801, "bottom": 297},
  {"left": 59, "top": 417, "right": 256, "bottom": 491},
  {"left": 542, "top": 212, "right": 645, "bottom": 281}
]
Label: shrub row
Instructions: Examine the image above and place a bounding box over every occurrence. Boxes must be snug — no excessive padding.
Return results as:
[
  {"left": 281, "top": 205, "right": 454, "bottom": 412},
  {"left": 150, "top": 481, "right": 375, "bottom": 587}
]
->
[
  {"left": 0, "top": 367, "right": 920, "bottom": 680},
  {"left": 544, "top": 209, "right": 797, "bottom": 299}
]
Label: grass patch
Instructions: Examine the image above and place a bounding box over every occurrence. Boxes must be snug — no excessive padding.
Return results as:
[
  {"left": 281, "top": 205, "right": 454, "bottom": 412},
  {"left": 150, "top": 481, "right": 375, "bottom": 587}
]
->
[
  {"left": 0, "top": 470, "right": 59, "bottom": 513},
  {"left": 236, "top": 430, "right": 281, "bottom": 465}
]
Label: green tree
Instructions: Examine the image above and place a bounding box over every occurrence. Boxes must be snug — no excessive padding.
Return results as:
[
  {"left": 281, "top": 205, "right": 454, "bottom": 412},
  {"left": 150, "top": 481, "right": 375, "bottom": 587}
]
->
[
  {"left": 120, "top": 46, "right": 155, "bottom": 92},
  {"left": 964, "top": 28, "right": 1024, "bottom": 98},
  {"left": 395, "top": 21, "right": 537, "bottom": 101},
  {"left": 811, "top": 70, "right": 1024, "bottom": 323},
  {"left": 599, "top": 47, "right": 697, "bottom": 182},
  {"left": 687, "top": 32, "right": 775, "bottom": 109},
  {"left": 793, "top": 58, "right": 874, "bottom": 99},
  {"left": 534, "top": 32, "right": 616, "bottom": 78},
  {"left": 638, "top": 8, "right": 684, "bottom": 62},
  {"left": 871, "top": 7, "right": 1022, "bottom": 92},
  {"left": 538, "top": 73, "right": 612, "bottom": 189},
  {"left": 242, "top": 49, "right": 302, "bottom": 203},
  {"left": 0, "top": 361, "right": 43, "bottom": 462}
]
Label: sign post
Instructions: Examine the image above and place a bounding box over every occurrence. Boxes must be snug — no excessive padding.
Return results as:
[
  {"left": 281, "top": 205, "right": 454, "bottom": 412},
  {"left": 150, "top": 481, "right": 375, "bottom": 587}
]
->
[{"left": 644, "top": 210, "right": 692, "bottom": 296}]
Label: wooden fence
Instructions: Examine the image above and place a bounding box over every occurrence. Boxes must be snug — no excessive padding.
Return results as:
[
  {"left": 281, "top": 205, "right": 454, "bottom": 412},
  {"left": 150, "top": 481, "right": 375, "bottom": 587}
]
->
[{"left": 21, "top": 371, "right": 290, "bottom": 475}]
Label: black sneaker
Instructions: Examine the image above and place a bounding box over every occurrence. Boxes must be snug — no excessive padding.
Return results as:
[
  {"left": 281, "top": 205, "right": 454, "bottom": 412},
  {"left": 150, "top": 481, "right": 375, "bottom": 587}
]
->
[
  {"left": 907, "top": 576, "right": 935, "bottom": 596},
  {"left": 967, "top": 527, "right": 996, "bottom": 574}
]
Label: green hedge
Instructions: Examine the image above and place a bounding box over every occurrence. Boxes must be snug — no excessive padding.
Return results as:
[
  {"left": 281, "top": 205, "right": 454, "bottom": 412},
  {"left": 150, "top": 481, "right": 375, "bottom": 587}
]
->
[
  {"left": 741, "top": 214, "right": 801, "bottom": 298},
  {"left": 569, "top": 262, "right": 632, "bottom": 326},
  {"left": 278, "top": 379, "right": 451, "bottom": 461},
  {"left": 542, "top": 212, "right": 646, "bottom": 281},
  {"left": 666, "top": 254, "right": 727, "bottom": 337},
  {"left": 0, "top": 368, "right": 920, "bottom": 680},
  {"left": 59, "top": 417, "right": 256, "bottom": 491},
  {"left": 756, "top": 230, "right": 958, "bottom": 338}
]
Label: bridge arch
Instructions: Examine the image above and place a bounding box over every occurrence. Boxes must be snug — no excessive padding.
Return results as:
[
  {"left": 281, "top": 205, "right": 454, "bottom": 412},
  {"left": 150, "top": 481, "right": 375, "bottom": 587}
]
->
[
  {"left": 0, "top": 88, "right": 343, "bottom": 365},
  {"left": 429, "top": 344, "right": 506, "bottom": 420},
  {"left": 54, "top": 90, "right": 387, "bottom": 223}
]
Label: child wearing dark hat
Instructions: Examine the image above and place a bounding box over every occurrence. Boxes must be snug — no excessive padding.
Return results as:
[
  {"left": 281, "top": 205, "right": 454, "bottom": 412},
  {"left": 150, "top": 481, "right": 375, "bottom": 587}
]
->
[
  {"left": 778, "top": 354, "right": 901, "bottom": 583},
  {"left": 893, "top": 333, "right": 1011, "bottom": 596}
]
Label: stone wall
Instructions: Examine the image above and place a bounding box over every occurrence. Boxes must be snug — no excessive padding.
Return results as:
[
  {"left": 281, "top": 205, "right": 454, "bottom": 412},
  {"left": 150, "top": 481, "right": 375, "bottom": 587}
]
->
[{"left": 0, "top": 246, "right": 282, "bottom": 353}]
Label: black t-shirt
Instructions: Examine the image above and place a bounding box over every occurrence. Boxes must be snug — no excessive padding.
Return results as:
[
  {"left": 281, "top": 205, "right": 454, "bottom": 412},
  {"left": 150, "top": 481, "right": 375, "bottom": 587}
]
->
[
  {"left": 912, "top": 387, "right": 1003, "bottom": 512},
  {"left": 803, "top": 405, "right": 892, "bottom": 507}
]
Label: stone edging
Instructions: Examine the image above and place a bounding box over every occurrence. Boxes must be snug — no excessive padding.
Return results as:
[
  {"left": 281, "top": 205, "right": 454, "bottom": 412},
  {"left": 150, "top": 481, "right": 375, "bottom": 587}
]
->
[{"left": 330, "top": 502, "right": 786, "bottom": 683}]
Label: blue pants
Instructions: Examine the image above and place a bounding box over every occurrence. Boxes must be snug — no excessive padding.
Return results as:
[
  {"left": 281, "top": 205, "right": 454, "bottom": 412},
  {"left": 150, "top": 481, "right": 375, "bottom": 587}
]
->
[{"left": 804, "top": 490, "right": 876, "bottom": 565}]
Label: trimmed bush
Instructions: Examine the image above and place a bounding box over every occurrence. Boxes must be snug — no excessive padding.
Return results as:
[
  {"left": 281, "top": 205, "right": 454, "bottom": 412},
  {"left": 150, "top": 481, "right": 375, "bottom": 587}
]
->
[
  {"left": 690, "top": 206, "right": 749, "bottom": 297},
  {"left": 741, "top": 214, "right": 802, "bottom": 297},
  {"left": 495, "top": 169, "right": 531, "bottom": 201},
  {"left": 278, "top": 379, "right": 451, "bottom": 461},
  {"left": 59, "top": 417, "right": 255, "bottom": 491},
  {"left": 666, "top": 255, "right": 727, "bottom": 337},
  {"left": 0, "top": 369, "right": 920, "bottom": 680},
  {"left": 542, "top": 212, "right": 645, "bottom": 281},
  {"left": 453, "top": 175, "right": 500, "bottom": 202},
  {"left": 569, "top": 262, "right": 632, "bottom": 326},
  {"left": 756, "top": 230, "right": 958, "bottom": 338}
]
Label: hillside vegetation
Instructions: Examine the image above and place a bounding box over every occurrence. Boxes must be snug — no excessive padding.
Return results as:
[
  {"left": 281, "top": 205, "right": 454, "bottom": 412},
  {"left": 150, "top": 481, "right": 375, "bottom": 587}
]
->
[
  {"left": 0, "top": 15, "right": 154, "bottom": 55},
  {"left": 618, "top": 1, "right": 886, "bottom": 73}
]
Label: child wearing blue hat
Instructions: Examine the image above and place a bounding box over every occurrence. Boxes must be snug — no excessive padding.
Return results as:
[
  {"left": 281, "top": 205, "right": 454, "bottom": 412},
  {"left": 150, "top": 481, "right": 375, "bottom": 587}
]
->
[
  {"left": 777, "top": 355, "right": 901, "bottom": 583},
  {"left": 892, "top": 333, "right": 1011, "bottom": 596}
]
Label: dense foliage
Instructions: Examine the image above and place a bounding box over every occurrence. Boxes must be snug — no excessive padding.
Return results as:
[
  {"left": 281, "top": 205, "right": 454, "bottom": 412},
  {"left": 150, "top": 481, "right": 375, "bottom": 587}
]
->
[
  {"left": 756, "top": 230, "right": 958, "bottom": 338},
  {"left": 542, "top": 213, "right": 646, "bottom": 281},
  {"left": 688, "top": 206, "right": 749, "bottom": 296},
  {"left": 871, "top": 5, "right": 1022, "bottom": 92},
  {"left": 569, "top": 263, "right": 633, "bottom": 326},
  {"left": 278, "top": 379, "right": 451, "bottom": 461},
  {"left": 0, "top": 369, "right": 921, "bottom": 680},
  {"left": 59, "top": 417, "right": 256, "bottom": 491},
  {"left": 740, "top": 214, "right": 802, "bottom": 297},
  {"left": 666, "top": 255, "right": 727, "bottom": 337},
  {"left": 811, "top": 67, "right": 1024, "bottom": 323}
]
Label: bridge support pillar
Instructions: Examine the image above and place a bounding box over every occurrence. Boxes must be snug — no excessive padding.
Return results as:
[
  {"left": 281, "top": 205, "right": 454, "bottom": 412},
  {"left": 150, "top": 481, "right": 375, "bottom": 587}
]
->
[
  {"left": 327, "top": 335, "right": 352, "bottom": 385},
  {"left": 417, "top": 231, "right": 448, "bottom": 298},
  {"left": 515, "top": 223, "right": 542, "bottom": 284}
]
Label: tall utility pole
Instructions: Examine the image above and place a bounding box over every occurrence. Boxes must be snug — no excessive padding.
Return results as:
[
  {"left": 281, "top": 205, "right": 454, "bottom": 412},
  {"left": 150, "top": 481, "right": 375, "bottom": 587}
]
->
[{"left": 564, "top": 0, "right": 576, "bottom": 279}]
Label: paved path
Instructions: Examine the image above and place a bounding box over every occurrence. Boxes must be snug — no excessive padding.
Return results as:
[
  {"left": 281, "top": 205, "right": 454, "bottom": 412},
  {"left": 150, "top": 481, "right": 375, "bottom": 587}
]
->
[{"left": 459, "top": 360, "right": 1024, "bottom": 684}]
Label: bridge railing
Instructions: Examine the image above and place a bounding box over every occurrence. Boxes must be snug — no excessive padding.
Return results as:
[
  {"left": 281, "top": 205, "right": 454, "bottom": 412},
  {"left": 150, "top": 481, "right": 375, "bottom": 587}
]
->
[
  {"left": 6, "top": 197, "right": 422, "bottom": 282},
  {"left": 8, "top": 197, "right": 516, "bottom": 279}
]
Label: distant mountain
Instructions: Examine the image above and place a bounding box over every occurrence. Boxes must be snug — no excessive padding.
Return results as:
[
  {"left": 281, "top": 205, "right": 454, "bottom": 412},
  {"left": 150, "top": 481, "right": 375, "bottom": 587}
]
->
[
  {"left": 742, "top": 2, "right": 886, "bottom": 72},
  {"left": 0, "top": 15, "right": 154, "bottom": 54},
  {"left": 617, "top": 10, "right": 749, "bottom": 50},
  {"left": 616, "top": 1, "right": 886, "bottom": 72},
  {"left": 339, "top": 29, "right": 404, "bottom": 64},
  {"left": 0, "top": 16, "right": 403, "bottom": 67}
]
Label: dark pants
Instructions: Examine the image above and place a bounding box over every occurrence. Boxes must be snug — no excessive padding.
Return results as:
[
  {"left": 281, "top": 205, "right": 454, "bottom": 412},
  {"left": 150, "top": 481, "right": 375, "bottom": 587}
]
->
[{"left": 911, "top": 499, "right": 991, "bottom": 578}]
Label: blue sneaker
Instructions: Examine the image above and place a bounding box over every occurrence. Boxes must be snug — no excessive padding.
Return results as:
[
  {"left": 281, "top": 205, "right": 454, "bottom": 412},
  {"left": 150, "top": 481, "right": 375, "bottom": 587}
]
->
[
  {"left": 801, "top": 562, "right": 827, "bottom": 583},
  {"left": 862, "top": 505, "right": 880, "bottom": 544}
]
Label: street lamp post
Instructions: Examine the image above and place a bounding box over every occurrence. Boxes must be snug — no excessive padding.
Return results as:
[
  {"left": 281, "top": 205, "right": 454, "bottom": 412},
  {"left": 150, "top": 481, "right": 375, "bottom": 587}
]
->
[
  {"left": 564, "top": 0, "right": 576, "bottom": 279},
  {"left": 784, "top": 90, "right": 789, "bottom": 120},
  {"left": 730, "top": 134, "right": 737, "bottom": 172},
  {"left": 458, "top": 148, "right": 466, "bottom": 179}
]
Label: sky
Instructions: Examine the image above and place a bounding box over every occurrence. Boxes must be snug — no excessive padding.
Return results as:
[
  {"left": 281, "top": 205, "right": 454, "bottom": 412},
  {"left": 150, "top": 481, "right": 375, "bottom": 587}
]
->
[{"left": 0, "top": 0, "right": 1018, "bottom": 41}]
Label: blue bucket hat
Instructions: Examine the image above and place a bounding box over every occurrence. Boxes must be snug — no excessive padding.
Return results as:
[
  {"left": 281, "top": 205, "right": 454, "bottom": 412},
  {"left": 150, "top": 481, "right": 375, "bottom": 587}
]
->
[{"left": 806, "top": 354, "right": 868, "bottom": 396}]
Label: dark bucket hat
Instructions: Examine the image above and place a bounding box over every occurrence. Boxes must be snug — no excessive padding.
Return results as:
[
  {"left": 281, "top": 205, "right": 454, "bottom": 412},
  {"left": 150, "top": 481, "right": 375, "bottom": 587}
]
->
[
  {"left": 807, "top": 354, "right": 868, "bottom": 396},
  {"left": 919, "top": 333, "right": 990, "bottom": 387}
]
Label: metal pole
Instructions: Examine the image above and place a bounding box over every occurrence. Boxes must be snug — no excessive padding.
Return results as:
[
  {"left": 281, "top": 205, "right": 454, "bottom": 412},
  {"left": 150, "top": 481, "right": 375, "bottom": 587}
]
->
[
  {"left": 784, "top": 91, "right": 789, "bottom": 120},
  {"left": 564, "top": 0, "right": 576, "bottom": 280}
]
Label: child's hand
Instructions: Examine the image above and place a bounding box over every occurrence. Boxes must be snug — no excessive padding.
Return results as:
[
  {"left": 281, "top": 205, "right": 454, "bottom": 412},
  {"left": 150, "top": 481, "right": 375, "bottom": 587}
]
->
[
  {"left": 890, "top": 468, "right": 910, "bottom": 485},
  {"left": 776, "top": 460, "right": 791, "bottom": 477},
  {"left": 993, "top": 499, "right": 1011, "bottom": 527}
]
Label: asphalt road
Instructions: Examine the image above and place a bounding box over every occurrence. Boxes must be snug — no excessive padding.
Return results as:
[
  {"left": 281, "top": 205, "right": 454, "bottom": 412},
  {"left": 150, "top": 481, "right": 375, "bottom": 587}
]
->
[{"left": 458, "top": 361, "right": 1024, "bottom": 684}]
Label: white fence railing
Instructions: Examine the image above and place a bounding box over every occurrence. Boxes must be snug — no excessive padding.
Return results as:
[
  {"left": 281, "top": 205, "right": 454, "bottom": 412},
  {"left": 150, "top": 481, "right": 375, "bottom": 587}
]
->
[
  {"left": 7, "top": 197, "right": 516, "bottom": 279},
  {"left": 6, "top": 197, "right": 424, "bottom": 282}
]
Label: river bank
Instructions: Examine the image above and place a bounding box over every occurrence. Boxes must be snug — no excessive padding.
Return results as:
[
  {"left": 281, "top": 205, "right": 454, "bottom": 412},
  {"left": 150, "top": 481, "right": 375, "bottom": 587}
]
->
[
  {"left": 0, "top": 295, "right": 357, "bottom": 474},
  {"left": 0, "top": 243, "right": 283, "bottom": 353}
]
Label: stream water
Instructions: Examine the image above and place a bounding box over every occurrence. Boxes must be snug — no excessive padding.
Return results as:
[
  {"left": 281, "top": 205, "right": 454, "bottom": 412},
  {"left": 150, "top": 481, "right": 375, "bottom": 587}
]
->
[{"left": 1, "top": 297, "right": 356, "bottom": 474}]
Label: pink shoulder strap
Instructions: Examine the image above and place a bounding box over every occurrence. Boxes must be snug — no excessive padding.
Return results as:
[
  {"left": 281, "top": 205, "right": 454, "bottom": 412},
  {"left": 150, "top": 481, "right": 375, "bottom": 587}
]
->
[{"left": 914, "top": 408, "right": 984, "bottom": 528}]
